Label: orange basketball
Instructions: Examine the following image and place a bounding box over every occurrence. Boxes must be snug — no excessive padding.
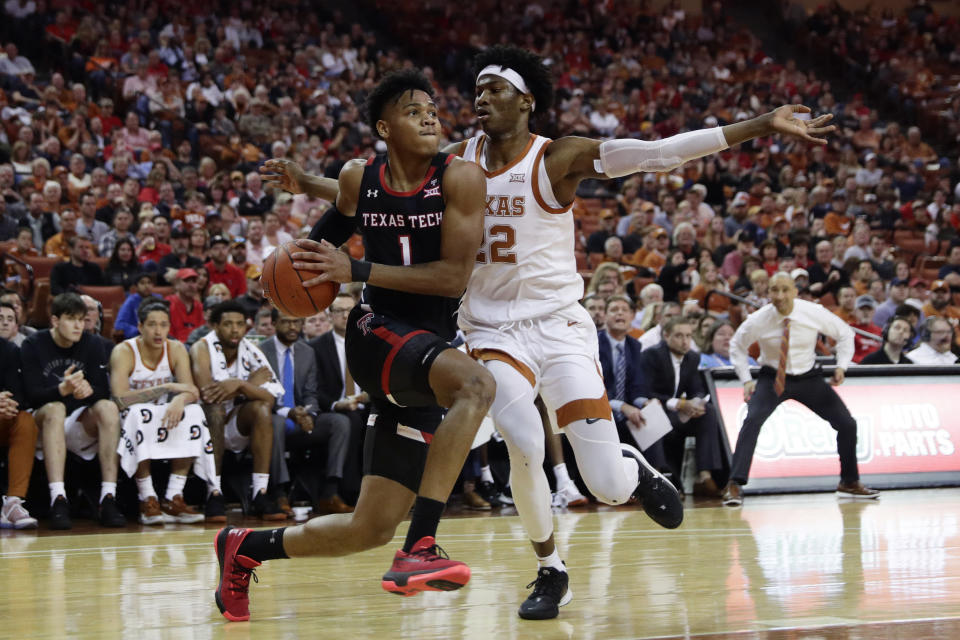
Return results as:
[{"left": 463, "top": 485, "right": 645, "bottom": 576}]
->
[{"left": 261, "top": 241, "right": 340, "bottom": 318}]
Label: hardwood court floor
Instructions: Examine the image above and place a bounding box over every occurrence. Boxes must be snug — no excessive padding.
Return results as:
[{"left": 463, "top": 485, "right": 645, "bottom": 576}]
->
[{"left": 1, "top": 489, "right": 959, "bottom": 639}]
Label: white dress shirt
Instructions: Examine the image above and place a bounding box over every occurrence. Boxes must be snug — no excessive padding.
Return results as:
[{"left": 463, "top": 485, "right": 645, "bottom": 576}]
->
[
  {"left": 907, "top": 343, "right": 959, "bottom": 365},
  {"left": 331, "top": 330, "right": 349, "bottom": 408},
  {"left": 730, "top": 299, "right": 854, "bottom": 384}
]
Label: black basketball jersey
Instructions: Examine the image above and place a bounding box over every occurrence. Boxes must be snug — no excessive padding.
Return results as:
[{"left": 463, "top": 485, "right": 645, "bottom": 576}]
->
[{"left": 354, "top": 152, "right": 460, "bottom": 339}]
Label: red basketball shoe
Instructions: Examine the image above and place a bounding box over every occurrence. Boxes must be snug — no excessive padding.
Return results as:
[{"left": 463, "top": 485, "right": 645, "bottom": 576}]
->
[
  {"left": 214, "top": 526, "right": 261, "bottom": 621},
  {"left": 381, "top": 536, "right": 471, "bottom": 596}
]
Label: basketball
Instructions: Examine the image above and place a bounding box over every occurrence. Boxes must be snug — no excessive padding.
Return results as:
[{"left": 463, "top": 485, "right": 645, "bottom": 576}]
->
[{"left": 260, "top": 241, "right": 339, "bottom": 318}]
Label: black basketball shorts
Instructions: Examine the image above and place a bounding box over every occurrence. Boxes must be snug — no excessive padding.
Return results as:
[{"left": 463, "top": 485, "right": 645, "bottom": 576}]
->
[
  {"left": 345, "top": 306, "right": 453, "bottom": 408},
  {"left": 362, "top": 403, "right": 445, "bottom": 492}
]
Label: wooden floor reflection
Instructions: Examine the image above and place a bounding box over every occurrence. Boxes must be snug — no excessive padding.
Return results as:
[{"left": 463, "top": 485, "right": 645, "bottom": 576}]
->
[{"left": 2, "top": 489, "right": 959, "bottom": 639}]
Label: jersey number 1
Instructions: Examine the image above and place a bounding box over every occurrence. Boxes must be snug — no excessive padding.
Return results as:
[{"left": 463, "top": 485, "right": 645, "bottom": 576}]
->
[
  {"left": 475, "top": 224, "right": 517, "bottom": 264},
  {"left": 398, "top": 235, "right": 412, "bottom": 265}
]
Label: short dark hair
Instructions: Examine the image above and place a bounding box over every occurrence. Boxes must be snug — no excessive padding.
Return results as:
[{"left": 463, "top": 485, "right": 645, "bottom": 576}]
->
[
  {"left": 0, "top": 300, "right": 17, "bottom": 318},
  {"left": 604, "top": 294, "right": 634, "bottom": 312},
  {"left": 137, "top": 298, "right": 170, "bottom": 324},
  {"left": 364, "top": 69, "right": 434, "bottom": 134},
  {"left": 663, "top": 315, "right": 694, "bottom": 336},
  {"left": 472, "top": 45, "right": 555, "bottom": 116},
  {"left": 895, "top": 303, "right": 919, "bottom": 318},
  {"left": 51, "top": 292, "right": 87, "bottom": 318},
  {"left": 210, "top": 300, "right": 248, "bottom": 324}
]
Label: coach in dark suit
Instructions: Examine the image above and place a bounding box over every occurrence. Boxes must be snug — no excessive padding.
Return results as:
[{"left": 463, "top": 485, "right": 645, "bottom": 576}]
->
[
  {"left": 597, "top": 295, "right": 667, "bottom": 469},
  {"left": 261, "top": 312, "right": 353, "bottom": 514},
  {"left": 307, "top": 293, "right": 369, "bottom": 504},
  {"left": 638, "top": 315, "right": 724, "bottom": 496}
]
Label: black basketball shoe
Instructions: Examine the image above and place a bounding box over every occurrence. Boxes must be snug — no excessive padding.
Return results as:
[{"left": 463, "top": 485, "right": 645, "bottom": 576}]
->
[
  {"left": 518, "top": 566, "right": 572, "bottom": 620},
  {"left": 49, "top": 495, "right": 72, "bottom": 530},
  {"left": 99, "top": 494, "right": 127, "bottom": 527},
  {"left": 621, "top": 444, "right": 684, "bottom": 529},
  {"left": 205, "top": 492, "right": 227, "bottom": 523},
  {"left": 476, "top": 480, "right": 502, "bottom": 508}
]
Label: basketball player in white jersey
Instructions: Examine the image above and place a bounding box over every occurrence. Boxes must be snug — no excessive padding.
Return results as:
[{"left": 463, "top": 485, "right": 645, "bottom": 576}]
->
[
  {"left": 111, "top": 298, "right": 208, "bottom": 524},
  {"left": 259, "top": 45, "right": 836, "bottom": 620}
]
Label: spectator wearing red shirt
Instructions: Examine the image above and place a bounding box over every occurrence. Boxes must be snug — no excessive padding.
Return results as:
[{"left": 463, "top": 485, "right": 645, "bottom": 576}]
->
[
  {"left": 850, "top": 295, "right": 883, "bottom": 363},
  {"left": 165, "top": 268, "right": 204, "bottom": 342},
  {"left": 135, "top": 220, "right": 172, "bottom": 266},
  {"left": 205, "top": 235, "right": 247, "bottom": 299}
]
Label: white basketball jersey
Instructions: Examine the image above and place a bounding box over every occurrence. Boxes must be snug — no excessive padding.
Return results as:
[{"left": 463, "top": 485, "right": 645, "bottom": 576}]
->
[
  {"left": 458, "top": 133, "right": 583, "bottom": 325},
  {"left": 123, "top": 337, "right": 175, "bottom": 403}
]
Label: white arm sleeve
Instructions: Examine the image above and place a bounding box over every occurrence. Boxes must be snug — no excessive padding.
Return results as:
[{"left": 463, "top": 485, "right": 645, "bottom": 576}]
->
[{"left": 595, "top": 127, "right": 729, "bottom": 178}]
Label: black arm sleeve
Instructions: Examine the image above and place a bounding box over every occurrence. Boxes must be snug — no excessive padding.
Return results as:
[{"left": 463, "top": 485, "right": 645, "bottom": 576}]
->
[{"left": 307, "top": 205, "right": 358, "bottom": 246}]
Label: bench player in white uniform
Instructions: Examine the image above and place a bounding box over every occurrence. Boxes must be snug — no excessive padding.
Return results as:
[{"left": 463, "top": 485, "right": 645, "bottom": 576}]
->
[
  {"left": 111, "top": 299, "right": 211, "bottom": 524},
  {"left": 258, "top": 46, "right": 835, "bottom": 620}
]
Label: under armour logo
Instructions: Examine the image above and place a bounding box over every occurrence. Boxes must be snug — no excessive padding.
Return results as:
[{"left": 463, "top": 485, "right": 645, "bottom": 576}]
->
[
  {"left": 429, "top": 178, "right": 438, "bottom": 186},
  {"left": 367, "top": 189, "right": 379, "bottom": 198},
  {"left": 423, "top": 186, "right": 441, "bottom": 198},
  {"left": 509, "top": 172, "right": 525, "bottom": 183}
]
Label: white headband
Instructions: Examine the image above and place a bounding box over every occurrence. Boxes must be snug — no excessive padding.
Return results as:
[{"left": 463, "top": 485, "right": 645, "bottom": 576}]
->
[{"left": 477, "top": 65, "right": 535, "bottom": 112}]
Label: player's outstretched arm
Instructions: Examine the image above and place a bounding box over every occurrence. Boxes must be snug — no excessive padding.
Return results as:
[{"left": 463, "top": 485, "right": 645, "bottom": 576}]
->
[
  {"left": 260, "top": 158, "right": 339, "bottom": 201},
  {"left": 292, "top": 159, "right": 486, "bottom": 297},
  {"left": 545, "top": 105, "right": 835, "bottom": 206}
]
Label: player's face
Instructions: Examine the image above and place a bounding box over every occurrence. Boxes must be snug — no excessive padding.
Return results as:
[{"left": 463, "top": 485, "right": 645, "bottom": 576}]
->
[
  {"left": 214, "top": 312, "right": 246, "bottom": 348},
  {"left": 380, "top": 90, "right": 438, "bottom": 157},
  {"left": 475, "top": 77, "right": 527, "bottom": 134},
  {"left": 52, "top": 312, "right": 85, "bottom": 344},
  {"left": 139, "top": 310, "right": 170, "bottom": 347}
]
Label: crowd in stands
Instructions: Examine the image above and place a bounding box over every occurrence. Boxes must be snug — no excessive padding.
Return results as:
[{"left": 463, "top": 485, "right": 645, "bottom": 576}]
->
[{"left": 0, "top": 0, "right": 959, "bottom": 527}]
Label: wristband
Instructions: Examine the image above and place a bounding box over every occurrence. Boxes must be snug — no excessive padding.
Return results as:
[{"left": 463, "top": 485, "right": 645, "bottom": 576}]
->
[{"left": 350, "top": 258, "right": 372, "bottom": 282}]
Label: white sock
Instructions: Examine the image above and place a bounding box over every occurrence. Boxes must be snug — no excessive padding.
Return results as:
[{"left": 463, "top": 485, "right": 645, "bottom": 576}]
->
[
  {"left": 553, "top": 463, "right": 572, "bottom": 488},
  {"left": 252, "top": 473, "right": 270, "bottom": 499},
  {"left": 165, "top": 474, "right": 188, "bottom": 501},
  {"left": 100, "top": 482, "right": 117, "bottom": 503},
  {"left": 537, "top": 549, "right": 566, "bottom": 572},
  {"left": 208, "top": 475, "right": 222, "bottom": 497},
  {"left": 136, "top": 476, "right": 157, "bottom": 501},
  {"left": 49, "top": 482, "right": 66, "bottom": 505},
  {"left": 480, "top": 465, "right": 495, "bottom": 484}
]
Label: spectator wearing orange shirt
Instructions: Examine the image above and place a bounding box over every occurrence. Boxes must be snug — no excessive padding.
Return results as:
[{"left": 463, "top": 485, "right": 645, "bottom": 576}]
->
[
  {"left": 43, "top": 208, "right": 79, "bottom": 260},
  {"left": 852, "top": 260, "right": 875, "bottom": 296},
  {"left": 833, "top": 286, "right": 857, "bottom": 324},
  {"left": 689, "top": 261, "right": 731, "bottom": 316},
  {"left": 823, "top": 193, "right": 853, "bottom": 236}
]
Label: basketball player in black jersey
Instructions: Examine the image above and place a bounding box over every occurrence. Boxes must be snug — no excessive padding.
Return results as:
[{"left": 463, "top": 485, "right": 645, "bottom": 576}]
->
[{"left": 214, "top": 70, "right": 493, "bottom": 622}]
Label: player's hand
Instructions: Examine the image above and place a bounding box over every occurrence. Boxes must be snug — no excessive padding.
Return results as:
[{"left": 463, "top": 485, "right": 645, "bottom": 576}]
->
[
  {"left": 355, "top": 391, "right": 369, "bottom": 404},
  {"left": 291, "top": 238, "right": 352, "bottom": 286},
  {"left": 260, "top": 158, "right": 307, "bottom": 195},
  {"left": 0, "top": 391, "right": 18, "bottom": 419},
  {"left": 622, "top": 403, "right": 646, "bottom": 429},
  {"left": 831, "top": 368, "right": 845, "bottom": 386},
  {"left": 58, "top": 364, "right": 83, "bottom": 397},
  {"left": 768, "top": 105, "right": 835, "bottom": 145},
  {"left": 248, "top": 366, "right": 273, "bottom": 386},
  {"left": 202, "top": 379, "right": 242, "bottom": 403},
  {"left": 743, "top": 380, "right": 757, "bottom": 402},
  {"left": 72, "top": 378, "right": 94, "bottom": 400},
  {"left": 162, "top": 396, "right": 185, "bottom": 430}
]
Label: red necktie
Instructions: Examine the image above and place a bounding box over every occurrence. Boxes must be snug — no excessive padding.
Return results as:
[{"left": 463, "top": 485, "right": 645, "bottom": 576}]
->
[{"left": 774, "top": 317, "right": 790, "bottom": 396}]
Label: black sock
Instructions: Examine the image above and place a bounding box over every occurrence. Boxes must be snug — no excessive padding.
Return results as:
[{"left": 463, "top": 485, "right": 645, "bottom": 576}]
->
[
  {"left": 403, "top": 496, "right": 446, "bottom": 552},
  {"left": 237, "top": 527, "right": 290, "bottom": 562}
]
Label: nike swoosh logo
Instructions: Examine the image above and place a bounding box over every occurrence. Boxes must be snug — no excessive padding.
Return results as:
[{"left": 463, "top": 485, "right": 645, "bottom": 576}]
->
[
  {"left": 585, "top": 418, "right": 601, "bottom": 424},
  {"left": 567, "top": 321, "right": 578, "bottom": 327}
]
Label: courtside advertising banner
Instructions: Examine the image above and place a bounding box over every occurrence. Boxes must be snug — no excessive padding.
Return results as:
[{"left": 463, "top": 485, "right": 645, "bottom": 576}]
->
[{"left": 710, "top": 371, "right": 960, "bottom": 490}]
